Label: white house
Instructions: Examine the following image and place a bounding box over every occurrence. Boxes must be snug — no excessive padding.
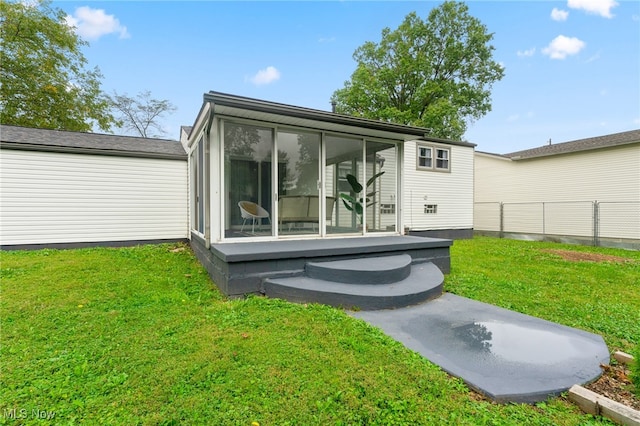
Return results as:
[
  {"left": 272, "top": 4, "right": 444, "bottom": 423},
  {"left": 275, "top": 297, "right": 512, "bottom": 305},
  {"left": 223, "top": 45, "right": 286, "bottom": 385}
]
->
[
  {"left": 0, "top": 125, "right": 188, "bottom": 249},
  {"left": 474, "top": 129, "right": 640, "bottom": 247},
  {"left": 181, "top": 91, "right": 476, "bottom": 295},
  {"left": 1, "top": 92, "right": 475, "bottom": 296},
  {"left": 185, "top": 91, "right": 475, "bottom": 245}
]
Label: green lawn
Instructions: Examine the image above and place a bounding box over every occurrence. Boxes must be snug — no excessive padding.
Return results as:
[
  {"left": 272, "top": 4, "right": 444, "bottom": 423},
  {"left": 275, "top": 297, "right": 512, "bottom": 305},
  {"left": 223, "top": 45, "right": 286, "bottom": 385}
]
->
[
  {"left": 447, "top": 237, "right": 640, "bottom": 354},
  {"left": 1, "top": 238, "right": 637, "bottom": 425}
]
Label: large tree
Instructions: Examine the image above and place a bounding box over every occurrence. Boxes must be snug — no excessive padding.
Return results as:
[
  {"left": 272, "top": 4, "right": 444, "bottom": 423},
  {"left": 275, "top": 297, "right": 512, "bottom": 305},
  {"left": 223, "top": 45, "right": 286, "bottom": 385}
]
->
[
  {"left": 0, "top": 0, "right": 114, "bottom": 132},
  {"left": 331, "top": 1, "right": 504, "bottom": 141},
  {"left": 109, "top": 90, "right": 177, "bottom": 138}
]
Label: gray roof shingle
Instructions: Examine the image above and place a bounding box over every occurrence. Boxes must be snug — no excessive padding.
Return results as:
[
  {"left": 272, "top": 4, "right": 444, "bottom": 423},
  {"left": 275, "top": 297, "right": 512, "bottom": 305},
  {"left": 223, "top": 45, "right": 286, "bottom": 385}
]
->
[
  {"left": 0, "top": 125, "right": 186, "bottom": 160},
  {"left": 505, "top": 129, "right": 640, "bottom": 160}
]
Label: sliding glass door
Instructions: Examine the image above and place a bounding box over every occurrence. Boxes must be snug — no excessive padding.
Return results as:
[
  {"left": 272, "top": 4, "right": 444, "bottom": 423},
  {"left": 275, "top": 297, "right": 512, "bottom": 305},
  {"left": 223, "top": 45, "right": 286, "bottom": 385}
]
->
[
  {"left": 366, "top": 141, "right": 397, "bottom": 233},
  {"left": 277, "top": 130, "right": 321, "bottom": 236},
  {"left": 221, "top": 119, "right": 398, "bottom": 240},
  {"left": 325, "top": 135, "right": 363, "bottom": 235},
  {"left": 224, "top": 122, "right": 274, "bottom": 238}
]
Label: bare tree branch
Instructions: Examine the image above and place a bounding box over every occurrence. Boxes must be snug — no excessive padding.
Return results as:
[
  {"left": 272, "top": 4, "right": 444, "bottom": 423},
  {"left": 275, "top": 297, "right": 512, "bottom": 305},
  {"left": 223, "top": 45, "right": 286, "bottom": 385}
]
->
[{"left": 109, "top": 90, "right": 176, "bottom": 138}]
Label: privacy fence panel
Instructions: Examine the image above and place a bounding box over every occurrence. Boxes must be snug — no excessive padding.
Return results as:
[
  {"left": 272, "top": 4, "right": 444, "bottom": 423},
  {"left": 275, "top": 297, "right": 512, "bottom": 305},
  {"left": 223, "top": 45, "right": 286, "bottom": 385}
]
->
[
  {"left": 598, "top": 202, "right": 640, "bottom": 240},
  {"left": 543, "top": 201, "right": 593, "bottom": 238},
  {"left": 502, "top": 202, "right": 544, "bottom": 234},
  {"left": 474, "top": 200, "right": 639, "bottom": 249},
  {"left": 473, "top": 202, "right": 501, "bottom": 232}
]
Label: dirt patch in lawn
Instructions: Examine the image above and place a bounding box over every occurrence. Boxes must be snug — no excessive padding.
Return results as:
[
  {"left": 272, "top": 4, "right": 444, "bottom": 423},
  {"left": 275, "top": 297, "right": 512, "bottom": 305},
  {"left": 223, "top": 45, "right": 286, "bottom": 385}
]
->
[
  {"left": 542, "top": 249, "right": 635, "bottom": 264},
  {"left": 465, "top": 361, "right": 639, "bottom": 410},
  {"left": 585, "top": 362, "right": 640, "bottom": 411}
]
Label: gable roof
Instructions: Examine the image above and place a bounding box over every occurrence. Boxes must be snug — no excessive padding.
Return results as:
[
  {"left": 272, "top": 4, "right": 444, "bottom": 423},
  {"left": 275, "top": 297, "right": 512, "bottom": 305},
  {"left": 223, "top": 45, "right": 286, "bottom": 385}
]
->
[
  {"left": 505, "top": 129, "right": 640, "bottom": 160},
  {"left": 0, "top": 125, "right": 186, "bottom": 160},
  {"left": 180, "top": 126, "right": 193, "bottom": 138}
]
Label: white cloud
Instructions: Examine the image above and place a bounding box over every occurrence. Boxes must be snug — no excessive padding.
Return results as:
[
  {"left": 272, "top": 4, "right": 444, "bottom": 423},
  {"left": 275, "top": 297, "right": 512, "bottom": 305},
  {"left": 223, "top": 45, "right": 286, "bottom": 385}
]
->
[
  {"left": 567, "top": 0, "right": 618, "bottom": 18},
  {"left": 517, "top": 48, "right": 536, "bottom": 57},
  {"left": 507, "top": 114, "right": 520, "bottom": 122},
  {"left": 551, "top": 8, "right": 569, "bottom": 21},
  {"left": 65, "top": 7, "right": 130, "bottom": 41},
  {"left": 542, "top": 35, "right": 586, "bottom": 59},
  {"left": 249, "top": 66, "right": 281, "bottom": 86},
  {"left": 319, "top": 36, "right": 336, "bottom": 43}
]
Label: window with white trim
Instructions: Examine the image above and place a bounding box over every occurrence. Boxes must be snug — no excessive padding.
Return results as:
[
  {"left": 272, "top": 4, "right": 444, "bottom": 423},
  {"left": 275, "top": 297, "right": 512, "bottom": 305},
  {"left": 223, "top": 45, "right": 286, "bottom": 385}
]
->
[
  {"left": 417, "top": 146, "right": 432, "bottom": 168},
  {"left": 436, "top": 148, "right": 449, "bottom": 170},
  {"left": 417, "top": 144, "right": 450, "bottom": 172}
]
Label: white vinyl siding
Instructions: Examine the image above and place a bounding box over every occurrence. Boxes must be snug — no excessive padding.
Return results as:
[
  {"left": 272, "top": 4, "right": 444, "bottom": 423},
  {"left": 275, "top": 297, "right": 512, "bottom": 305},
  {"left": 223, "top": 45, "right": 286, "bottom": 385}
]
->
[
  {"left": 1, "top": 150, "right": 188, "bottom": 246},
  {"left": 474, "top": 145, "right": 640, "bottom": 203},
  {"left": 474, "top": 144, "right": 640, "bottom": 240},
  {"left": 403, "top": 141, "right": 474, "bottom": 231}
]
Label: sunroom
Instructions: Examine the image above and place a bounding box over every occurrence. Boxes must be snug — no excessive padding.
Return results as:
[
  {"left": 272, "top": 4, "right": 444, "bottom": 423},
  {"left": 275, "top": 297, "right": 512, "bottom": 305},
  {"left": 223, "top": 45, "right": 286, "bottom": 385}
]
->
[{"left": 186, "top": 91, "right": 452, "bottom": 301}]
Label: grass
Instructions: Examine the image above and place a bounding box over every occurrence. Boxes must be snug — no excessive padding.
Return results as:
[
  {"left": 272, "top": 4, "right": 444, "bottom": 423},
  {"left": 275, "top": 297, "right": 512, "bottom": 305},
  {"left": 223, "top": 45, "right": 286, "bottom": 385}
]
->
[
  {"left": 447, "top": 237, "right": 640, "bottom": 353},
  {"left": 1, "top": 238, "right": 637, "bottom": 425}
]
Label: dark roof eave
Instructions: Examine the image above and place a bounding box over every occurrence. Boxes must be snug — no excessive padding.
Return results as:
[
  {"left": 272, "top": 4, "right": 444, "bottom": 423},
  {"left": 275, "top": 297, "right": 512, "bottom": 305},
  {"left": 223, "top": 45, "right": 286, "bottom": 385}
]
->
[
  {"left": 205, "top": 91, "right": 445, "bottom": 140},
  {"left": 508, "top": 140, "right": 640, "bottom": 160},
  {"left": 505, "top": 129, "right": 640, "bottom": 160},
  {"left": 414, "top": 136, "right": 476, "bottom": 148}
]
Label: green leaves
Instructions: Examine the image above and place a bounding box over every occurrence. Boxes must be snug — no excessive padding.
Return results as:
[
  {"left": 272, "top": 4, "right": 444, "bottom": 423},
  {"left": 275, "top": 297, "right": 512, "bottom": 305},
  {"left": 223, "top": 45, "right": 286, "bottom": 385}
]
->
[
  {"left": 340, "top": 172, "right": 384, "bottom": 224},
  {"left": 345, "top": 174, "right": 363, "bottom": 193},
  {"left": 332, "top": 1, "right": 505, "bottom": 141},
  {"left": 0, "top": 0, "right": 116, "bottom": 132}
]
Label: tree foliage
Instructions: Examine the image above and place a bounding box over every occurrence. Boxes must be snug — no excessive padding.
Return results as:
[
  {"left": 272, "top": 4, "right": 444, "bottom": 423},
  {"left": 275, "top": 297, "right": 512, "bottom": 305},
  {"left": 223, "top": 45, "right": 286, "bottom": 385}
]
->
[
  {"left": 0, "top": 0, "right": 115, "bottom": 131},
  {"left": 331, "top": 1, "right": 504, "bottom": 141},
  {"left": 109, "top": 90, "right": 177, "bottom": 138}
]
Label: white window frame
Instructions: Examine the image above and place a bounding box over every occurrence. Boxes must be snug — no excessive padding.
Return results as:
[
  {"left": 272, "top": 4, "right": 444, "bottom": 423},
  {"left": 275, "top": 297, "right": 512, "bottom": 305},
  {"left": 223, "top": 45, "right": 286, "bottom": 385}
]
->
[
  {"left": 435, "top": 148, "right": 450, "bottom": 171},
  {"left": 416, "top": 143, "right": 450, "bottom": 172},
  {"left": 417, "top": 145, "right": 433, "bottom": 169}
]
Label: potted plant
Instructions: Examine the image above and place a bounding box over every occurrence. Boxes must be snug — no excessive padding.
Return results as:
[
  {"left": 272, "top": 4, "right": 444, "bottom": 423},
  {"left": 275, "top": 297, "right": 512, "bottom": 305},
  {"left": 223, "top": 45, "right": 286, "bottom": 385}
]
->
[{"left": 340, "top": 171, "right": 385, "bottom": 225}]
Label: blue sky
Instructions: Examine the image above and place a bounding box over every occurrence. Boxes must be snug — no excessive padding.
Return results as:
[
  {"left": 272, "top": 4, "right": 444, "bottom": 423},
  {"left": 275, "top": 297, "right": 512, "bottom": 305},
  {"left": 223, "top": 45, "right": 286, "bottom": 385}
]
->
[{"left": 55, "top": 0, "right": 640, "bottom": 153}]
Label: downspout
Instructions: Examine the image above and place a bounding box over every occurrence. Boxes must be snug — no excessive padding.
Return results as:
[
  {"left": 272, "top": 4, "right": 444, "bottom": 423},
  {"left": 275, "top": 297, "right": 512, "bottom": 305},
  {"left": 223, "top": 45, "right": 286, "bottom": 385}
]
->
[{"left": 203, "top": 102, "right": 214, "bottom": 249}]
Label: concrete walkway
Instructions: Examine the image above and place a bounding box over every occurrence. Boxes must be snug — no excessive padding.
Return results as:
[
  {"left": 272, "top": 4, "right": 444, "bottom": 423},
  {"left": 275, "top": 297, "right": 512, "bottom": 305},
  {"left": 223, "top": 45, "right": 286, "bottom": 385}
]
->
[{"left": 351, "top": 293, "right": 610, "bottom": 403}]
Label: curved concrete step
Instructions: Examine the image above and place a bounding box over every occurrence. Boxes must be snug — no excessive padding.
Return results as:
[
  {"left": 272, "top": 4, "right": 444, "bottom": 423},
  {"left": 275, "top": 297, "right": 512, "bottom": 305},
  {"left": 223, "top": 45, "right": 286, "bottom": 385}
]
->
[
  {"left": 306, "top": 254, "right": 412, "bottom": 284},
  {"left": 264, "top": 262, "right": 444, "bottom": 310}
]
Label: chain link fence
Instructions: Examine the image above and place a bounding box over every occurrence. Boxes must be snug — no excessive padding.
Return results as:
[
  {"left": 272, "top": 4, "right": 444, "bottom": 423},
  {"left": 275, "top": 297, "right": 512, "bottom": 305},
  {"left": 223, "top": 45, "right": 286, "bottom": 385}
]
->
[{"left": 474, "top": 201, "right": 640, "bottom": 249}]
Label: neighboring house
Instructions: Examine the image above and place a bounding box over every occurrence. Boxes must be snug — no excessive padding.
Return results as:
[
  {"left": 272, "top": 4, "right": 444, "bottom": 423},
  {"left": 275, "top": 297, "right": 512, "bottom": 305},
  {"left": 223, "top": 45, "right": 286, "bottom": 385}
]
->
[
  {"left": 0, "top": 125, "right": 188, "bottom": 249},
  {"left": 475, "top": 129, "right": 640, "bottom": 247}
]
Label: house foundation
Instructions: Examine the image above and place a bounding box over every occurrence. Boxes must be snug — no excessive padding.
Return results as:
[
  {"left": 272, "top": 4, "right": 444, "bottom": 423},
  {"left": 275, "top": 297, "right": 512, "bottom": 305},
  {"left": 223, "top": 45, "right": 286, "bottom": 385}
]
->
[{"left": 190, "top": 233, "right": 452, "bottom": 298}]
